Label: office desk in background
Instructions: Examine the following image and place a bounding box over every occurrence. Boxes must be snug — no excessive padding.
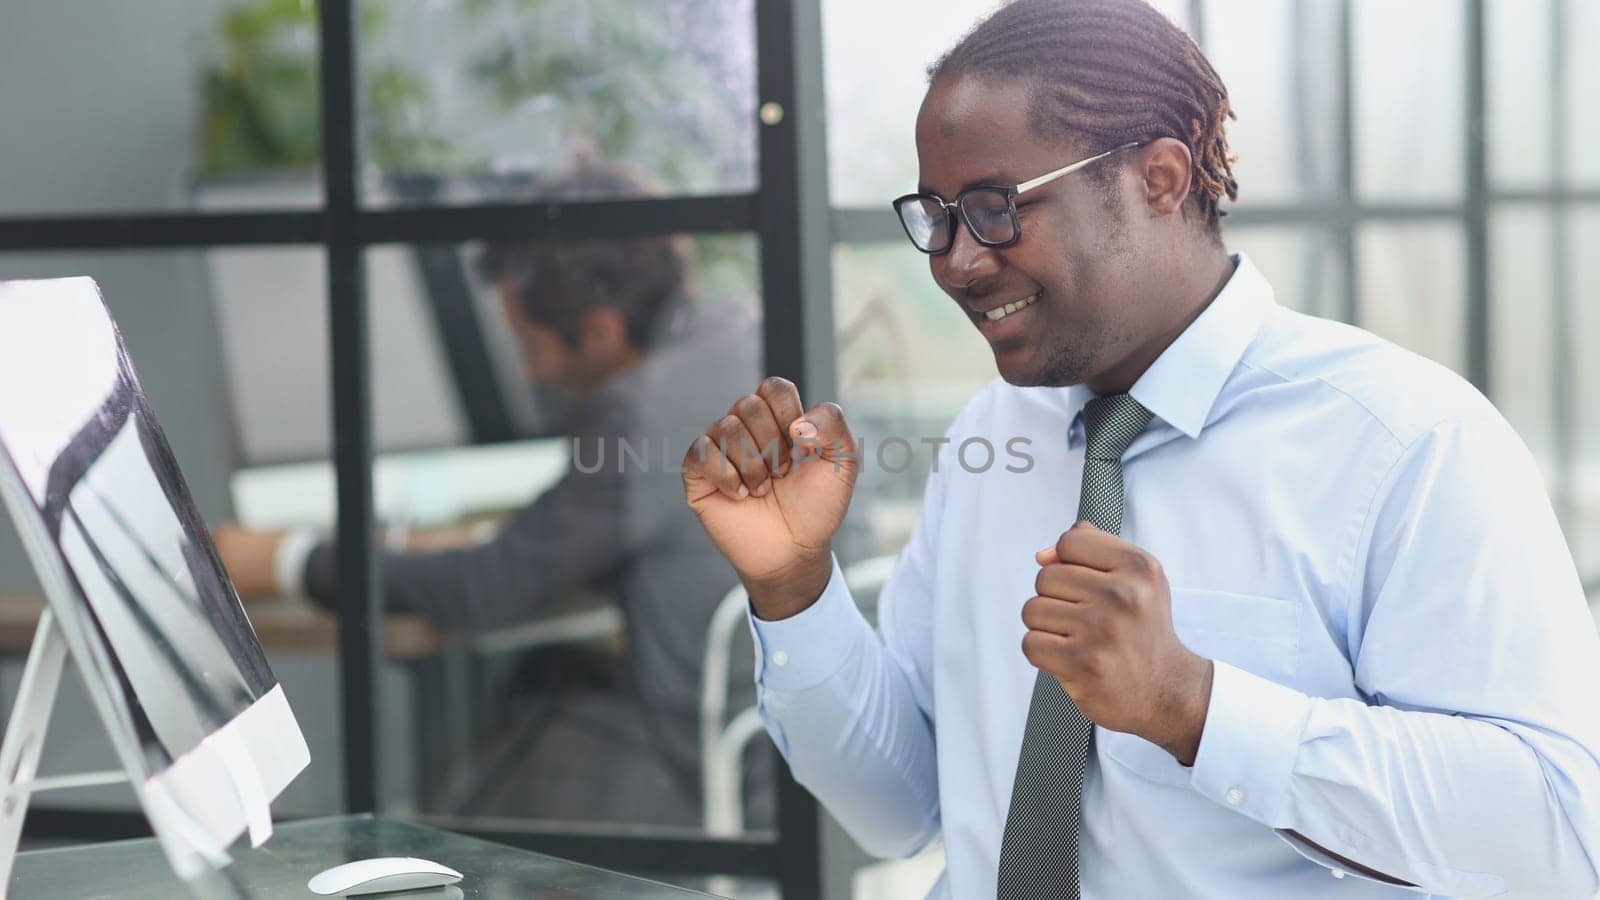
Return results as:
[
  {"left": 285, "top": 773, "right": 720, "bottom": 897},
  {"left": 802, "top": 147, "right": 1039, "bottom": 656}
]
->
[
  {"left": 229, "top": 436, "right": 628, "bottom": 806},
  {"left": 11, "top": 814, "right": 721, "bottom": 898}
]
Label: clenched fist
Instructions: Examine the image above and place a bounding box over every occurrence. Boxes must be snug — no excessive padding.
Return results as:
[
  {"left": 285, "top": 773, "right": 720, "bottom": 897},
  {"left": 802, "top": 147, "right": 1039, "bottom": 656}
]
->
[
  {"left": 1023, "top": 521, "right": 1214, "bottom": 765},
  {"left": 682, "top": 376, "right": 860, "bottom": 620}
]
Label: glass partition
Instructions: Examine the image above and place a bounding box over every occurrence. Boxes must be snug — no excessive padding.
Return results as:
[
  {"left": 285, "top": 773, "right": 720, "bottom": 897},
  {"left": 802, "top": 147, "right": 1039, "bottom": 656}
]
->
[
  {"left": 355, "top": 0, "right": 758, "bottom": 207},
  {"left": 0, "top": 3, "right": 323, "bottom": 215}
]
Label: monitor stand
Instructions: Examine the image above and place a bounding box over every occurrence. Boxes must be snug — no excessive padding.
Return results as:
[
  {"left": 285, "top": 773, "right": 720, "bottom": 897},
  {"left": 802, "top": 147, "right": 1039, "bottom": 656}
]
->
[
  {"left": 0, "top": 609, "right": 133, "bottom": 889},
  {"left": 0, "top": 610, "right": 251, "bottom": 899}
]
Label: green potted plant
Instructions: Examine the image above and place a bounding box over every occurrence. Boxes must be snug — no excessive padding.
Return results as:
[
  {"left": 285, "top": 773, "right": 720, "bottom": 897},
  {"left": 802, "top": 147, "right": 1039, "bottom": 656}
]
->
[{"left": 193, "top": 0, "right": 454, "bottom": 203}]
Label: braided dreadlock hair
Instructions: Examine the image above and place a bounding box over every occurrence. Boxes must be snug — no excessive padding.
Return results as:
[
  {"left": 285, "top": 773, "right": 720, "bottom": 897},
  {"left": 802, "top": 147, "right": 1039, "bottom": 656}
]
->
[{"left": 929, "top": 0, "right": 1238, "bottom": 236}]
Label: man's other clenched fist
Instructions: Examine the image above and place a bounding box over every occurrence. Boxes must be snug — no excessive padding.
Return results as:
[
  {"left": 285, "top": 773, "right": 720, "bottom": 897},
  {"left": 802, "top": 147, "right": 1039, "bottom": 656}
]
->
[{"left": 682, "top": 376, "right": 859, "bottom": 620}]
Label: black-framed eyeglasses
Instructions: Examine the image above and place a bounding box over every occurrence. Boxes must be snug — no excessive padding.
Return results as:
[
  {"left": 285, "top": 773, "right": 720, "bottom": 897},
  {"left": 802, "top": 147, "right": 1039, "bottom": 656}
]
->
[{"left": 891, "top": 141, "right": 1142, "bottom": 255}]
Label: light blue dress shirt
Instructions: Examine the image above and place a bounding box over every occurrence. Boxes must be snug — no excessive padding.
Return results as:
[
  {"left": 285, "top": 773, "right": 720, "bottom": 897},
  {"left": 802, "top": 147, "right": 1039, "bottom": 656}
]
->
[{"left": 749, "top": 254, "right": 1600, "bottom": 898}]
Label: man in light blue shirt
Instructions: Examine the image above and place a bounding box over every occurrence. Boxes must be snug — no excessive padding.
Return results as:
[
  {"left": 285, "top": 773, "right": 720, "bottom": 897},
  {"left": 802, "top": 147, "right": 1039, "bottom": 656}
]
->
[{"left": 680, "top": 0, "right": 1600, "bottom": 896}]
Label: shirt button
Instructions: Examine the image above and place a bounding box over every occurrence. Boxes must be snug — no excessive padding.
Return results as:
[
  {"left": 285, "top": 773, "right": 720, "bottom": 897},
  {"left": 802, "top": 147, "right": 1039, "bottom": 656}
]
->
[
  {"left": 1331, "top": 870, "right": 1345, "bottom": 879},
  {"left": 1225, "top": 788, "right": 1245, "bottom": 806},
  {"left": 772, "top": 650, "right": 789, "bottom": 667}
]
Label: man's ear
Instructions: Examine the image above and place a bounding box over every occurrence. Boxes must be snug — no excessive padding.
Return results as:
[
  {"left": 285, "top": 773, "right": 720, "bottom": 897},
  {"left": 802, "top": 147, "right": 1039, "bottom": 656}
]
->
[{"left": 1139, "top": 137, "right": 1194, "bottom": 220}]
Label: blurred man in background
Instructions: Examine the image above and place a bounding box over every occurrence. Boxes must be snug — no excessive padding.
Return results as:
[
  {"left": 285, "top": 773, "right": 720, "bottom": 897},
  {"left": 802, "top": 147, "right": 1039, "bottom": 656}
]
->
[{"left": 217, "top": 162, "right": 769, "bottom": 830}]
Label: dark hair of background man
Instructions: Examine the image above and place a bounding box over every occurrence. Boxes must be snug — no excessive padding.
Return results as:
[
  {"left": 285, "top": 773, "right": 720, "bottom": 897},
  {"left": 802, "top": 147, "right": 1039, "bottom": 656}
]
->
[{"left": 476, "top": 162, "right": 690, "bottom": 349}]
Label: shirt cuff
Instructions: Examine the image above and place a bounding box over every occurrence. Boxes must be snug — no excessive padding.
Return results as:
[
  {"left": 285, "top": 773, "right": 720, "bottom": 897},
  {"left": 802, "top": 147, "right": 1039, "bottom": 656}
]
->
[
  {"left": 748, "top": 556, "right": 868, "bottom": 692},
  {"left": 1189, "top": 659, "right": 1313, "bottom": 828}
]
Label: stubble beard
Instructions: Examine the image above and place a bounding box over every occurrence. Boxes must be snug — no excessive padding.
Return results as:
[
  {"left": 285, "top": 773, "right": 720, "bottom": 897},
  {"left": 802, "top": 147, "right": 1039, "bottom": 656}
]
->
[
  {"left": 998, "top": 332, "right": 1090, "bottom": 388},
  {"left": 1032, "top": 340, "right": 1091, "bottom": 387}
]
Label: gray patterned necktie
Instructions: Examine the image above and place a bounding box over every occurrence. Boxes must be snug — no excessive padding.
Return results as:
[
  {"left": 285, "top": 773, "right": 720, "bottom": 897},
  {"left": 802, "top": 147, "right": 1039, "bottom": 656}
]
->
[{"left": 997, "top": 393, "right": 1152, "bottom": 899}]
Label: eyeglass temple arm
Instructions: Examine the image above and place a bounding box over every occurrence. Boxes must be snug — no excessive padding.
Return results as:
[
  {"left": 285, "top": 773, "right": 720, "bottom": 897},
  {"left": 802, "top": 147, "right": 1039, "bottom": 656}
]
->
[{"left": 1015, "top": 141, "right": 1143, "bottom": 195}]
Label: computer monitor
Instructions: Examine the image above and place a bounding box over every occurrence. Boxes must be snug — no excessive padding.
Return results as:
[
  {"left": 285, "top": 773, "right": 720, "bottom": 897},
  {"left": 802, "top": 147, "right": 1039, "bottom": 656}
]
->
[{"left": 0, "top": 277, "right": 309, "bottom": 880}]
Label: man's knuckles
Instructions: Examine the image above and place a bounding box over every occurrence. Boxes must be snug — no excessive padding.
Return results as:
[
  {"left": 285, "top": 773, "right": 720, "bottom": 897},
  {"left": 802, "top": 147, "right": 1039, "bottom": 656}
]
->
[
  {"left": 1033, "top": 566, "right": 1053, "bottom": 598},
  {"left": 1104, "top": 576, "right": 1145, "bottom": 610},
  {"left": 1034, "top": 563, "right": 1091, "bottom": 599},
  {"left": 805, "top": 401, "right": 851, "bottom": 438},
  {"left": 1020, "top": 595, "right": 1057, "bottom": 631},
  {"left": 1124, "top": 548, "right": 1162, "bottom": 580},
  {"left": 757, "top": 375, "right": 796, "bottom": 400},
  {"left": 682, "top": 434, "right": 718, "bottom": 473},
  {"left": 1033, "top": 564, "right": 1149, "bottom": 612},
  {"left": 1023, "top": 636, "right": 1107, "bottom": 698},
  {"left": 1020, "top": 629, "right": 1062, "bottom": 669},
  {"left": 712, "top": 413, "right": 744, "bottom": 444}
]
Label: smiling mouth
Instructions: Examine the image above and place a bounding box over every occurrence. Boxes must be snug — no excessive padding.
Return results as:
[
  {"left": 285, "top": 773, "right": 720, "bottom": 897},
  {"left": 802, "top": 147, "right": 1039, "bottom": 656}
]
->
[{"left": 974, "top": 294, "right": 1039, "bottom": 322}]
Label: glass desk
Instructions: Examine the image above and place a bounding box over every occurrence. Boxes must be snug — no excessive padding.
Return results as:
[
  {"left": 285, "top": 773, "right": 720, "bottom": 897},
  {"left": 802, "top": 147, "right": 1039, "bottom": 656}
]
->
[{"left": 11, "top": 815, "right": 721, "bottom": 899}]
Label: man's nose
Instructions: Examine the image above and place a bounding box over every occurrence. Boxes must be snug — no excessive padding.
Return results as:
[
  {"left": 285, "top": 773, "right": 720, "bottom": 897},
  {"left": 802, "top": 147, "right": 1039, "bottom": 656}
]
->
[{"left": 941, "top": 221, "right": 1004, "bottom": 287}]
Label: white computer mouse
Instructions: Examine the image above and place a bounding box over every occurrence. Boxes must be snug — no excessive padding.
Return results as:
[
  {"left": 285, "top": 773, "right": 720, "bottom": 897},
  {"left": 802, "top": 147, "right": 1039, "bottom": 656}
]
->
[{"left": 307, "top": 856, "right": 463, "bottom": 896}]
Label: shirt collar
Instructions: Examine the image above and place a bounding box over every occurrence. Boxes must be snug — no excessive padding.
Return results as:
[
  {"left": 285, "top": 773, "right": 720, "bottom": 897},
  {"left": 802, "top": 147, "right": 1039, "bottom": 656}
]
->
[{"left": 1063, "top": 252, "right": 1275, "bottom": 440}]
